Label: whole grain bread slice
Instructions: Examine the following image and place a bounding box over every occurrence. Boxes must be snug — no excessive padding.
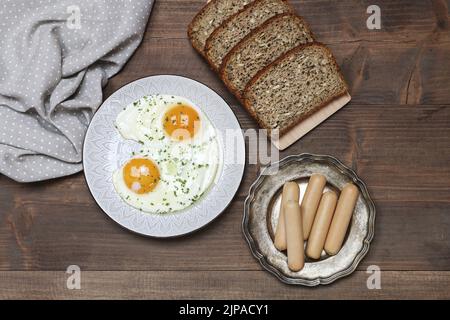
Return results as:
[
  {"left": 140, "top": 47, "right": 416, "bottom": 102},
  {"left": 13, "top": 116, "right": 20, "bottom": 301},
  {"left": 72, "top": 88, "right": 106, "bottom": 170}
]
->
[
  {"left": 220, "top": 13, "right": 314, "bottom": 100},
  {"left": 243, "top": 43, "right": 348, "bottom": 136},
  {"left": 188, "top": 0, "right": 254, "bottom": 55},
  {"left": 204, "top": 0, "right": 293, "bottom": 71}
]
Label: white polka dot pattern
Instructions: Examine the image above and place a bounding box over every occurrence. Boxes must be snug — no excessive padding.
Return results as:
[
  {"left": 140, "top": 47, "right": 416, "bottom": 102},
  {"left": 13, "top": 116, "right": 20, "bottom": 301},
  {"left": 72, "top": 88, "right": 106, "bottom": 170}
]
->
[{"left": 0, "top": 0, "right": 154, "bottom": 182}]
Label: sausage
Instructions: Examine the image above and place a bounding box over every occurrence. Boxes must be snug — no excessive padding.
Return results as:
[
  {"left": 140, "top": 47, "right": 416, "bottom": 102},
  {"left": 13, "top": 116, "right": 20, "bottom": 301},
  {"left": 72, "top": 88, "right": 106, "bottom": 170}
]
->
[
  {"left": 324, "top": 183, "right": 359, "bottom": 255},
  {"left": 284, "top": 200, "right": 305, "bottom": 272},
  {"left": 301, "top": 174, "right": 327, "bottom": 240},
  {"left": 274, "top": 182, "right": 300, "bottom": 251},
  {"left": 306, "top": 191, "right": 338, "bottom": 259}
]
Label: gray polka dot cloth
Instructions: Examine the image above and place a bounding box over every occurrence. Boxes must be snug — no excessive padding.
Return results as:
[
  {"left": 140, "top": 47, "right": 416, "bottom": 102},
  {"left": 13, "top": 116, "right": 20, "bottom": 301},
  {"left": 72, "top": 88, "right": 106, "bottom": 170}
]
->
[{"left": 0, "top": 0, "right": 154, "bottom": 182}]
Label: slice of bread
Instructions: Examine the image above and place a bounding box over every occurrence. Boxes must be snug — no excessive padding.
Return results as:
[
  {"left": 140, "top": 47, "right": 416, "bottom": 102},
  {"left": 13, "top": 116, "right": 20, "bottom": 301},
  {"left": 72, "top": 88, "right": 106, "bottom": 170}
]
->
[
  {"left": 205, "top": 0, "right": 293, "bottom": 71},
  {"left": 243, "top": 43, "right": 348, "bottom": 135},
  {"left": 188, "top": 0, "right": 254, "bottom": 55},
  {"left": 220, "top": 13, "right": 314, "bottom": 100}
]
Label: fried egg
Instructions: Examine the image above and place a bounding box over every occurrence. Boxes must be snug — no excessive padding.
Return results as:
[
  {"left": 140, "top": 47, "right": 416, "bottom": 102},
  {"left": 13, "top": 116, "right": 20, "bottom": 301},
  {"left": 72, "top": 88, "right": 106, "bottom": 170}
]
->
[{"left": 112, "top": 95, "right": 220, "bottom": 214}]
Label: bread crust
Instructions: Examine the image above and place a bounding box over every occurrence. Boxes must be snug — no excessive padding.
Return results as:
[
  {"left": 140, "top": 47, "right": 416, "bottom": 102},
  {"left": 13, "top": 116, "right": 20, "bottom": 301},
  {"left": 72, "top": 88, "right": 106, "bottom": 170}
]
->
[
  {"left": 204, "top": 0, "right": 292, "bottom": 72},
  {"left": 219, "top": 13, "right": 314, "bottom": 101},
  {"left": 187, "top": 0, "right": 218, "bottom": 56},
  {"left": 188, "top": 0, "right": 254, "bottom": 57},
  {"left": 242, "top": 42, "right": 349, "bottom": 137}
]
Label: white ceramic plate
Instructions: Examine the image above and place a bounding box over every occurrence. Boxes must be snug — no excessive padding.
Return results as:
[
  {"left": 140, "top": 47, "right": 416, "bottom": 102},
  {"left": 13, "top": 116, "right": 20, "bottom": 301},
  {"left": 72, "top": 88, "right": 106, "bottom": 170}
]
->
[{"left": 83, "top": 75, "right": 245, "bottom": 237}]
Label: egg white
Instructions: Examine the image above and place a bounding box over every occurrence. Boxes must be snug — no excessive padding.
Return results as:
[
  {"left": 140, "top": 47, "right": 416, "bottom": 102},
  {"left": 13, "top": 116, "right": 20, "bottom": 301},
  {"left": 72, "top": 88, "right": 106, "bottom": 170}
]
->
[{"left": 113, "top": 95, "right": 221, "bottom": 214}]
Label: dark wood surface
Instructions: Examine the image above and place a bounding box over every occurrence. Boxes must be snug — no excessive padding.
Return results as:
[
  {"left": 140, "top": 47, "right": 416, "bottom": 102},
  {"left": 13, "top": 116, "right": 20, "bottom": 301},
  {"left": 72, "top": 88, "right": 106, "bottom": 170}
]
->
[{"left": 1, "top": 0, "right": 449, "bottom": 299}]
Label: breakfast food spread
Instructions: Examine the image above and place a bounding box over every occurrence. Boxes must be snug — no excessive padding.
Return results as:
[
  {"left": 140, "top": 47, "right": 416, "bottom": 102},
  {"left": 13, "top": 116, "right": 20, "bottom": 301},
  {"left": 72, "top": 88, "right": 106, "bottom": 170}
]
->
[
  {"left": 189, "top": 0, "right": 349, "bottom": 141},
  {"left": 324, "top": 183, "right": 360, "bottom": 255},
  {"left": 300, "top": 174, "right": 327, "bottom": 240},
  {"left": 274, "top": 181, "right": 299, "bottom": 251},
  {"left": 274, "top": 176, "right": 359, "bottom": 272},
  {"left": 284, "top": 200, "right": 305, "bottom": 272},
  {"left": 188, "top": 1, "right": 363, "bottom": 275},
  {"left": 113, "top": 95, "right": 220, "bottom": 214}
]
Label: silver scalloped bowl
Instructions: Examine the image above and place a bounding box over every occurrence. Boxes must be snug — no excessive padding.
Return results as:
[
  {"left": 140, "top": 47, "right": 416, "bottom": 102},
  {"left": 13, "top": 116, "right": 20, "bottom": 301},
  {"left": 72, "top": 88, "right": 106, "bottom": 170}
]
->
[{"left": 243, "top": 153, "right": 376, "bottom": 286}]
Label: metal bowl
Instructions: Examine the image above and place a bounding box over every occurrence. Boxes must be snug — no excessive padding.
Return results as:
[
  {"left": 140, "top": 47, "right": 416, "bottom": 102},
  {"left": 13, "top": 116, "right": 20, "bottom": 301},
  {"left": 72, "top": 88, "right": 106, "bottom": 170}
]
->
[{"left": 243, "top": 153, "right": 376, "bottom": 286}]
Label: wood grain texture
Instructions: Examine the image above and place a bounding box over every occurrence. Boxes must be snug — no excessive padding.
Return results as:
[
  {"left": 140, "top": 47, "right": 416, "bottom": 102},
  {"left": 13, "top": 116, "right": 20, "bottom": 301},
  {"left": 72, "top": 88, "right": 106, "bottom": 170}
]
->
[
  {"left": 0, "top": 0, "right": 449, "bottom": 299},
  {"left": 0, "top": 271, "right": 449, "bottom": 300}
]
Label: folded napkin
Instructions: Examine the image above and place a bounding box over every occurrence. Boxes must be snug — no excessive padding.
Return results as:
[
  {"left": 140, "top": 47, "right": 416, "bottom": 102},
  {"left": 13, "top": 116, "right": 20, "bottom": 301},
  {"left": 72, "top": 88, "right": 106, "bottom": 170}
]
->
[{"left": 0, "top": 0, "right": 154, "bottom": 182}]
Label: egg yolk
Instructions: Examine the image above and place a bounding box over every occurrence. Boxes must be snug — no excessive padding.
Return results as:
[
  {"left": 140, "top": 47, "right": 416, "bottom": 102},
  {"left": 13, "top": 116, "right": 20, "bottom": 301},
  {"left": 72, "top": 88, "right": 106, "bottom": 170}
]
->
[
  {"left": 163, "top": 104, "right": 200, "bottom": 141},
  {"left": 123, "top": 158, "right": 160, "bottom": 194}
]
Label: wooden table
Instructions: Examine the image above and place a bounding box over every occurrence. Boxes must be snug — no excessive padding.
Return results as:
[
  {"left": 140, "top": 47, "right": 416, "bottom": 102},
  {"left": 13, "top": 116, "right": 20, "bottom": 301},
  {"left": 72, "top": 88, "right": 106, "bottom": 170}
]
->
[{"left": 1, "top": 0, "right": 449, "bottom": 299}]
